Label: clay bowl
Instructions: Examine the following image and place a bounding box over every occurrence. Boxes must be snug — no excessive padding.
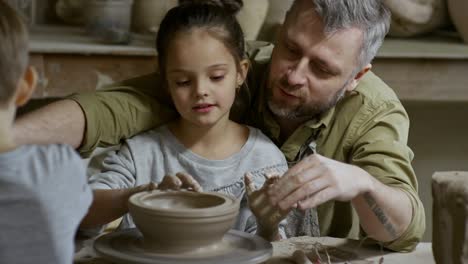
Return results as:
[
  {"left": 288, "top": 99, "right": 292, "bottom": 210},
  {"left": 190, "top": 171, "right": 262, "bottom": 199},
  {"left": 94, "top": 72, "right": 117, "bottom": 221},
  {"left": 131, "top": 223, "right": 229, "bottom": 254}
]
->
[{"left": 128, "top": 190, "right": 239, "bottom": 253}]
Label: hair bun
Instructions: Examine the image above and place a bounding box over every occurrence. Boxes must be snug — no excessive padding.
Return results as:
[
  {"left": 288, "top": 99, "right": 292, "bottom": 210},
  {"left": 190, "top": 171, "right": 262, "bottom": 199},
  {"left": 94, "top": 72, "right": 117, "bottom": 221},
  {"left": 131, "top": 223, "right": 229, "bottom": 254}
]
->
[{"left": 178, "top": 0, "right": 243, "bottom": 15}]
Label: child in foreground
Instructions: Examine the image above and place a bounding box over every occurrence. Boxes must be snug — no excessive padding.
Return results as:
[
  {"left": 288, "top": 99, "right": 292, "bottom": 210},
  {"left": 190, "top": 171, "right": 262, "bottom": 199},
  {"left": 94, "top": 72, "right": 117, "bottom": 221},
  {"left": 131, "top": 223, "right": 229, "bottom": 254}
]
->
[{"left": 0, "top": 1, "right": 92, "bottom": 263}]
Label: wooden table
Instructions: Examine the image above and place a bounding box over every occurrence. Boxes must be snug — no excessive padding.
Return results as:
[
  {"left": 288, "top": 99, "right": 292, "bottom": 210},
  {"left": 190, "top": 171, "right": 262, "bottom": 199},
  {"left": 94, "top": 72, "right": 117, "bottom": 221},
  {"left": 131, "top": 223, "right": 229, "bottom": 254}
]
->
[{"left": 74, "top": 236, "right": 434, "bottom": 264}]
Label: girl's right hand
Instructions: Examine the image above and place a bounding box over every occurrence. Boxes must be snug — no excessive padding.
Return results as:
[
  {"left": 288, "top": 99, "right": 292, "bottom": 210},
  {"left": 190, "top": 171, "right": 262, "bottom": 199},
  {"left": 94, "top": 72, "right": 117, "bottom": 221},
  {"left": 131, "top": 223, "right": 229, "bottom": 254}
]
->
[
  {"left": 129, "top": 181, "right": 159, "bottom": 195},
  {"left": 159, "top": 172, "right": 203, "bottom": 192}
]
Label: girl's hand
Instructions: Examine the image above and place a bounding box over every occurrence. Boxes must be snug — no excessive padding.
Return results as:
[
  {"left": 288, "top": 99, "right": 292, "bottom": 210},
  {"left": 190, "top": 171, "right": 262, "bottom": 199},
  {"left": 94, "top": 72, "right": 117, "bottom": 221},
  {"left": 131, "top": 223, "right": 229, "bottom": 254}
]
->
[
  {"left": 244, "top": 172, "right": 289, "bottom": 241},
  {"left": 130, "top": 181, "right": 159, "bottom": 195},
  {"left": 159, "top": 172, "right": 203, "bottom": 192}
]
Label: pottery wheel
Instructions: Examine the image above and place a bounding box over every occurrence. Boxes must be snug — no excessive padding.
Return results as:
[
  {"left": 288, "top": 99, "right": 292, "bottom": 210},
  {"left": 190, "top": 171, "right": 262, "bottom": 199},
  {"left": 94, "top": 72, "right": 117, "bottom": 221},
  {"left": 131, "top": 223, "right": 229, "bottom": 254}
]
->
[{"left": 94, "top": 228, "right": 272, "bottom": 264}]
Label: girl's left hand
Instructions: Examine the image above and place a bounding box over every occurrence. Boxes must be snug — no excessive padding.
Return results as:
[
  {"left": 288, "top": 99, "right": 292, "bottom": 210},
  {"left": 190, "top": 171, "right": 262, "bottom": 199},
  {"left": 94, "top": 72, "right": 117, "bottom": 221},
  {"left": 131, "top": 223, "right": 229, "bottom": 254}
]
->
[{"left": 244, "top": 172, "right": 289, "bottom": 240}]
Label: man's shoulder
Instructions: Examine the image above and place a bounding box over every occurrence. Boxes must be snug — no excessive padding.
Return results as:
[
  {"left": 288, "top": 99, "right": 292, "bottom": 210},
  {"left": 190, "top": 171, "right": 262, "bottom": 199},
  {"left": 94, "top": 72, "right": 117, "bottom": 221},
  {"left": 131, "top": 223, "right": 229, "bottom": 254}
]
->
[
  {"left": 335, "top": 71, "right": 407, "bottom": 123},
  {"left": 329, "top": 72, "right": 409, "bottom": 146},
  {"left": 354, "top": 71, "right": 402, "bottom": 106}
]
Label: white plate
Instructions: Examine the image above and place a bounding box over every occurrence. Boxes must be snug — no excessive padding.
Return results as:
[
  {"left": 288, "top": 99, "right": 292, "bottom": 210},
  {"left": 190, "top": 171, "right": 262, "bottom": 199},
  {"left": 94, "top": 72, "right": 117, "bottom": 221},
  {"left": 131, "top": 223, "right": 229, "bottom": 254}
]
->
[{"left": 94, "top": 228, "right": 272, "bottom": 264}]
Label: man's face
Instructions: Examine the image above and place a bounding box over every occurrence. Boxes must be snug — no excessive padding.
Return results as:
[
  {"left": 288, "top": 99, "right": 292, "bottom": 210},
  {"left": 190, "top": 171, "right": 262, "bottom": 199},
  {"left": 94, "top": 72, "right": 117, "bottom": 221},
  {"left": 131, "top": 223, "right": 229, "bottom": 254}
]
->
[{"left": 267, "top": 0, "right": 364, "bottom": 120}]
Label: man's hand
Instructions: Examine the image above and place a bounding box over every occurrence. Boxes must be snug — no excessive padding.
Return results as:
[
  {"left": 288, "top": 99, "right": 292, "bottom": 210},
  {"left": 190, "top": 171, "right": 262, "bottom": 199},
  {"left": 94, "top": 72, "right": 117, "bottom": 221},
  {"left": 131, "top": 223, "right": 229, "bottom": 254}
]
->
[
  {"left": 159, "top": 172, "right": 203, "bottom": 192},
  {"left": 268, "top": 154, "right": 372, "bottom": 211},
  {"left": 244, "top": 172, "right": 289, "bottom": 241}
]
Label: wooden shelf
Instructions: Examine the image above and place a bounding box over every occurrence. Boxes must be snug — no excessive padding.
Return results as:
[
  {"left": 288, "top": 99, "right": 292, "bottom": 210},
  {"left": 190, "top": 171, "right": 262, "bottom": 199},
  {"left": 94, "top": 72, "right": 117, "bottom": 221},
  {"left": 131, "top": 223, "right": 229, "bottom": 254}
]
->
[
  {"left": 373, "top": 35, "right": 468, "bottom": 101},
  {"left": 30, "top": 25, "right": 156, "bottom": 56}
]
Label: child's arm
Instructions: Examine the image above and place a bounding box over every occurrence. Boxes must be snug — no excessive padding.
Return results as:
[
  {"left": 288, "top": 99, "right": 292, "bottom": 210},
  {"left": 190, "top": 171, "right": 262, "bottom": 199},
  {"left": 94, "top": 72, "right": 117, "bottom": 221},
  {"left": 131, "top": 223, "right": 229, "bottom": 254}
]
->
[
  {"left": 80, "top": 182, "right": 157, "bottom": 229},
  {"left": 80, "top": 172, "right": 202, "bottom": 229},
  {"left": 244, "top": 173, "right": 289, "bottom": 241}
]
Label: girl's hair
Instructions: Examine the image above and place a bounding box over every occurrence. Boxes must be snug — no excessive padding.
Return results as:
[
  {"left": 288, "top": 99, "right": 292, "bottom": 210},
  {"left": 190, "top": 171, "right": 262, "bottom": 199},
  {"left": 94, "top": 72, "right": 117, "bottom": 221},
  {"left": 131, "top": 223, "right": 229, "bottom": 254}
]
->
[{"left": 156, "top": 0, "right": 245, "bottom": 81}]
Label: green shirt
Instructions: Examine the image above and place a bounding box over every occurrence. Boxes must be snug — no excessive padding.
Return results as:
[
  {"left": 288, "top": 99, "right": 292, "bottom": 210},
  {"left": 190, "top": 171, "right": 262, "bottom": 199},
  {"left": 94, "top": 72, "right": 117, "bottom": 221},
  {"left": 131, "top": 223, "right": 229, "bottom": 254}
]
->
[{"left": 70, "top": 41, "right": 425, "bottom": 252}]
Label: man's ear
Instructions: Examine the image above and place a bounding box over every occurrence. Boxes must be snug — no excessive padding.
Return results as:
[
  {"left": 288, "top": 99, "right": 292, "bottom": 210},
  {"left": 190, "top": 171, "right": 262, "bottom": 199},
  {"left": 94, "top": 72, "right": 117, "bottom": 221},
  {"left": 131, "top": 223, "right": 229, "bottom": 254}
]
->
[
  {"left": 237, "top": 59, "right": 250, "bottom": 86},
  {"left": 345, "top": 64, "right": 372, "bottom": 92},
  {"left": 15, "top": 66, "right": 37, "bottom": 107}
]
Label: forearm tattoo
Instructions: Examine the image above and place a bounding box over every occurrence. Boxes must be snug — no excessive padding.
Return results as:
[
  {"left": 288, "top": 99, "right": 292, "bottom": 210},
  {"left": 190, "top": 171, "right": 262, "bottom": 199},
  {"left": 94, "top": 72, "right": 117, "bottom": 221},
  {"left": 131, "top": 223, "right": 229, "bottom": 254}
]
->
[{"left": 363, "top": 193, "right": 398, "bottom": 239}]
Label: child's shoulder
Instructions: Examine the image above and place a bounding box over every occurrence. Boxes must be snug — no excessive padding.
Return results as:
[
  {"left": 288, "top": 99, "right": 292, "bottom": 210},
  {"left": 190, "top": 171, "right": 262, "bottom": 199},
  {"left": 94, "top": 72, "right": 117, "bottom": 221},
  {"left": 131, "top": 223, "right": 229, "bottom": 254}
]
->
[
  {"left": 244, "top": 126, "right": 287, "bottom": 163},
  {"left": 0, "top": 144, "right": 85, "bottom": 187},
  {"left": 122, "top": 126, "right": 169, "bottom": 153},
  {"left": 126, "top": 126, "right": 167, "bottom": 144},
  {"left": 21, "top": 144, "right": 83, "bottom": 174},
  {"left": 246, "top": 126, "right": 280, "bottom": 151},
  {"left": 29, "top": 143, "right": 80, "bottom": 162}
]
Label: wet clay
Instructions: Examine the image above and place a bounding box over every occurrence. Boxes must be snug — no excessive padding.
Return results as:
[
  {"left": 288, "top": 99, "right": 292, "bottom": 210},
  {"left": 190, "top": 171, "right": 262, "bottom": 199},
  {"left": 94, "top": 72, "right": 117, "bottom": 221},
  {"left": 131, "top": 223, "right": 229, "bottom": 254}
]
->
[
  {"left": 432, "top": 171, "right": 468, "bottom": 264},
  {"left": 128, "top": 190, "right": 239, "bottom": 253}
]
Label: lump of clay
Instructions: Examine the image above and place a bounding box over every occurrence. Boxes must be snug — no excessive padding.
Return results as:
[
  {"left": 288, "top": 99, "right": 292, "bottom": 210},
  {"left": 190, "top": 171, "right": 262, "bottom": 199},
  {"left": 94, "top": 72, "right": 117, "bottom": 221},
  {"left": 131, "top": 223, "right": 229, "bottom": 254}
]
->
[
  {"left": 432, "top": 171, "right": 468, "bottom": 264},
  {"left": 385, "top": 0, "right": 449, "bottom": 37}
]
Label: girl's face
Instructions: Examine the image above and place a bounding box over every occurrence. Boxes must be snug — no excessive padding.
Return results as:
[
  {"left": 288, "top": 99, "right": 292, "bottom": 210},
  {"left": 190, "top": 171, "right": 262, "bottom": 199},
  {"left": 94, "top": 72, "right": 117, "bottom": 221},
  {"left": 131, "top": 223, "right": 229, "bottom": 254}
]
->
[{"left": 165, "top": 28, "right": 248, "bottom": 128}]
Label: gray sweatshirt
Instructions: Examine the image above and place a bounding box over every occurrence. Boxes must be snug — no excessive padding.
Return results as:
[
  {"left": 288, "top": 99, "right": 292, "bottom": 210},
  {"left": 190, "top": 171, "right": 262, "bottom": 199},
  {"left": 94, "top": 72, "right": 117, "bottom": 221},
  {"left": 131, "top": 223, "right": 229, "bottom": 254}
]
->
[
  {"left": 89, "top": 125, "right": 288, "bottom": 235},
  {"left": 0, "top": 144, "right": 92, "bottom": 264}
]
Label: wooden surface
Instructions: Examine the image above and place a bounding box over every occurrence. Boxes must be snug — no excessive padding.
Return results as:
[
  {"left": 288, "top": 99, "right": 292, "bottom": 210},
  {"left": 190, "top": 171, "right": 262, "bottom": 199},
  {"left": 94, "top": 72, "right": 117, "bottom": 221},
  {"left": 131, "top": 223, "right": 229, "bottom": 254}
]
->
[{"left": 267, "top": 236, "right": 433, "bottom": 264}]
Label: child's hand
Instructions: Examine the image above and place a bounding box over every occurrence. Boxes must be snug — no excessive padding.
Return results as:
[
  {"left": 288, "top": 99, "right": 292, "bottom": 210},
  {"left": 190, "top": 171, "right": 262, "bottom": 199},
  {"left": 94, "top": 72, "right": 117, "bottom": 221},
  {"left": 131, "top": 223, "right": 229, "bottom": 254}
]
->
[
  {"left": 159, "top": 172, "right": 203, "bottom": 192},
  {"left": 244, "top": 172, "right": 289, "bottom": 241},
  {"left": 130, "top": 181, "right": 159, "bottom": 195}
]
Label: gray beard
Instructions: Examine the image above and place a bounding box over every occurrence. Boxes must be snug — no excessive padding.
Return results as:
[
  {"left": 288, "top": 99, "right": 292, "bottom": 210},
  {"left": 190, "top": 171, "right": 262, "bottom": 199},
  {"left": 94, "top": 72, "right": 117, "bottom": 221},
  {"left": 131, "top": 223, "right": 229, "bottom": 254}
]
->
[{"left": 268, "top": 85, "right": 346, "bottom": 120}]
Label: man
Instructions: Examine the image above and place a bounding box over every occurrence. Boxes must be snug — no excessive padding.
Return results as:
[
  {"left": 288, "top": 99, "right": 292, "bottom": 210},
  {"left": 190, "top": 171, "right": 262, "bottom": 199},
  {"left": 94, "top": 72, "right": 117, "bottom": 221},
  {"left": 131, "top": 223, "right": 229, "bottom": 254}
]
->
[{"left": 15, "top": 0, "right": 424, "bottom": 252}]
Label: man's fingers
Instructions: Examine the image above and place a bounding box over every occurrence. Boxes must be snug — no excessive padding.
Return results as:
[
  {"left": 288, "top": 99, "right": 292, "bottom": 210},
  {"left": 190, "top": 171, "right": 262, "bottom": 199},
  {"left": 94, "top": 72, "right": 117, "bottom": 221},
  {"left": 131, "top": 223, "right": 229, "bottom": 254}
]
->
[
  {"left": 269, "top": 163, "right": 326, "bottom": 205},
  {"left": 283, "top": 154, "right": 320, "bottom": 179},
  {"left": 278, "top": 176, "right": 329, "bottom": 210},
  {"left": 244, "top": 173, "right": 256, "bottom": 196},
  {"left": 176, "top": 172, "right": 203, "bottom": 192},
  {"left": 298, "top": 188, "right": 336, "bottom": 210}
]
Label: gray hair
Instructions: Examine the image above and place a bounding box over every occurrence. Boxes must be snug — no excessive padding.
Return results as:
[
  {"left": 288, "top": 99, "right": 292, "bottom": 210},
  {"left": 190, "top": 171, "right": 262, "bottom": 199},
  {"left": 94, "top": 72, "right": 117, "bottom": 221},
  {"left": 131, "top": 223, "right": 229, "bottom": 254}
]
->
[{"left": 296, "top": 0, "right": 391, "bottom": 70}]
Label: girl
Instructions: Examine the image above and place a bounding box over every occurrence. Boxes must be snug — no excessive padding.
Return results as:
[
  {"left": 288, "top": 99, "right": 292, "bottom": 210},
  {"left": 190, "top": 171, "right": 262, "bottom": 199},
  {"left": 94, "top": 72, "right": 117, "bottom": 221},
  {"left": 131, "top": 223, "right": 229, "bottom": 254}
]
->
[{"left": 80, "top": 0, "right": 288, "bottom": 241}]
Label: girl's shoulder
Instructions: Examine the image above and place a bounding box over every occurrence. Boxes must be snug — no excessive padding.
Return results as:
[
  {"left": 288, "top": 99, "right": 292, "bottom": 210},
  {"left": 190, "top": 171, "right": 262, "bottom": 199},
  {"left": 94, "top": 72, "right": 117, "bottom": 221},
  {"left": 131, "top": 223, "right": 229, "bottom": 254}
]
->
[
  {"left": 245, "top": 126, "right": 280, "bottom": 151},
  {"left": 125, "top": 125, "right": 169, "bottom": 145},
  {"left": 243, "top": 126, "right": 288, "bottom": 172}
]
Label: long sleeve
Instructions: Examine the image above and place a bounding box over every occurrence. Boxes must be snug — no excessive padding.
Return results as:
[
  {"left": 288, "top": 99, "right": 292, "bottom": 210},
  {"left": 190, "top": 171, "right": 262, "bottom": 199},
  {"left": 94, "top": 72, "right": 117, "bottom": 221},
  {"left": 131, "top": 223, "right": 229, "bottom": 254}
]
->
[{"left": 88, "top": 142, "right": 139, "bottom": 190}]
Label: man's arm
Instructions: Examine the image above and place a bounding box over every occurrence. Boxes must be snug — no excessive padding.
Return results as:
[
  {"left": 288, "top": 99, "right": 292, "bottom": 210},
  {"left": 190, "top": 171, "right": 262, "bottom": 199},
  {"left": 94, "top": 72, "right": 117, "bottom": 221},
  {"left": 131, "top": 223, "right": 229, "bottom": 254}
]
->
[
  {"left": 268, "top": 102, "right": 424, "bottom": 251},
  {"left": 352, "top": 177, "right": 413, "bottom": 242},
  {"left": 14, "top": 99, "right": 85, "bottom": 148},
  {"left": 14, "top": 73, "right": 177, "bottom": 156},
  {"left": 269, "top": 155, "right": 413, "bottom": 242}
]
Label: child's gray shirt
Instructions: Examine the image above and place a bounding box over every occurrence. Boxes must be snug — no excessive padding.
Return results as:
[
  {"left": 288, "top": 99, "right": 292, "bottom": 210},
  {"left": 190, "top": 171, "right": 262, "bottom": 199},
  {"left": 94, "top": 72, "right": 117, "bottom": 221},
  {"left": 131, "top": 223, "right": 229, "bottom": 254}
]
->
[
  {"left": 0, "top": 144, "right": 92, "bottom": 264},
  {"left": 89, "top": 125, "right": 288, "bottom": 236}
]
